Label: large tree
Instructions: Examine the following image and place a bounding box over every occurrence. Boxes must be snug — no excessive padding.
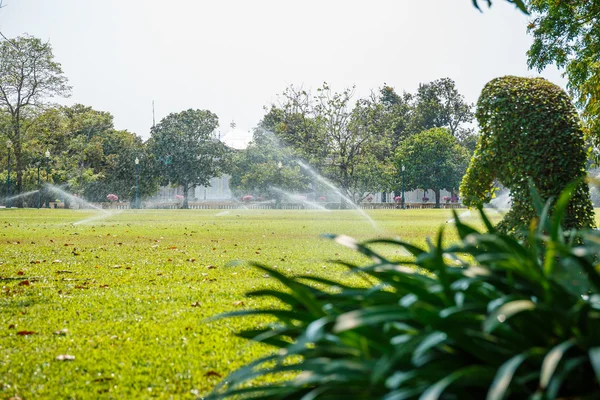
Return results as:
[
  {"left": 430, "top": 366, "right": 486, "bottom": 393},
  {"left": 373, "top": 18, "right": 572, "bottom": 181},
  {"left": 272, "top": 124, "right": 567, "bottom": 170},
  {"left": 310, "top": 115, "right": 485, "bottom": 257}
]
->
[
  {"left": 265, "top": 83, "right": 395, "bottom": 204},
  {"left": 410, "top": 78, "right": 474, "bottom": 140},
  {"left": 26, "top": 104, "right": 159, "bottom": 205},
  {"left": 0, "top": 34, "right": 71, "bottom": 203},
  {"left": 526, "top": 1, "right": 600, "bottom": 162},
  {"left": 149, "top": 109, "right": 230, "bottom": 209},
  {"left": 396, "top": 127, "right": 470, "bottom": 208}
]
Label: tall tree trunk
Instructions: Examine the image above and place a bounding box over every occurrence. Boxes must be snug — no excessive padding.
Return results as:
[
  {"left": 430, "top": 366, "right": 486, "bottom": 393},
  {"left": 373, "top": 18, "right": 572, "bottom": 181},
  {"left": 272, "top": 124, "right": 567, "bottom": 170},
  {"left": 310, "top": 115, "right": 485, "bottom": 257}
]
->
[
  {"left": 434, "top": 188, "right": 441, "bottom": 209},
  {"left": 182, "top": 184, "right": 189, "bottom": 209}
]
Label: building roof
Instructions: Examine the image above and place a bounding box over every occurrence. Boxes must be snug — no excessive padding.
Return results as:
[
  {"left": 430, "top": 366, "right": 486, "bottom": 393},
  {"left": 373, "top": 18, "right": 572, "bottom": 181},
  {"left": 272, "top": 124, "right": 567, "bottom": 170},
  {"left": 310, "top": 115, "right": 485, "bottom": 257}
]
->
[{"left": 220, "top": 128, "right": 252, "bottom": 150}]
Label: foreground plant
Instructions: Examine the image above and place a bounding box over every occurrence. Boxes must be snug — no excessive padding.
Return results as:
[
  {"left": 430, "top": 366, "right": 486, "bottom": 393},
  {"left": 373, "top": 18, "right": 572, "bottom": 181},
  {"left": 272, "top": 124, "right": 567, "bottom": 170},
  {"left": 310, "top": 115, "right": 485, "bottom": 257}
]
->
[{"left": 208, "top": 185, "right": 600, "bottom": 399}]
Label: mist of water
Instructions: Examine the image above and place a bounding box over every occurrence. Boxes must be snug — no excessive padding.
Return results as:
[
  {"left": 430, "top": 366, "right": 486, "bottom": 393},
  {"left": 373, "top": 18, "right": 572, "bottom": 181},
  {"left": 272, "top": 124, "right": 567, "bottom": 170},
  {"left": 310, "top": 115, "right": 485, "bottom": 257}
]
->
[
  {"left": 72, "top": 210, "right": 123, "bottom": 226},
  {"left": 295, "top": 160, "right": 379, "bottom": 230},
  {"left": 45, "top": 184, "right": 108, "bottom": 213},
  {"left": 487, "top": 191, "right": 511, "bottom": 210},
  {"left": 270, "top": 186, "right": 330, "bottom": 211},
  {"left": 2, "top": 190, "right": 40, "bottom": 204},
  {"left": 446, "top": 190, "right": 511, "bottom": 224}
]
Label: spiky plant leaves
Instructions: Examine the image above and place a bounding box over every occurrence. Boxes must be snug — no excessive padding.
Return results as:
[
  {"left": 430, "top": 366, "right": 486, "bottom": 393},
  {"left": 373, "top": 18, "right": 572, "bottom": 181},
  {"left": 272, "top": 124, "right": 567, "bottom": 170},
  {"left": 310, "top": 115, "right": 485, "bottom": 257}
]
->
[{"left": 207, "top": 184, "right": 600, "bottom": 399}]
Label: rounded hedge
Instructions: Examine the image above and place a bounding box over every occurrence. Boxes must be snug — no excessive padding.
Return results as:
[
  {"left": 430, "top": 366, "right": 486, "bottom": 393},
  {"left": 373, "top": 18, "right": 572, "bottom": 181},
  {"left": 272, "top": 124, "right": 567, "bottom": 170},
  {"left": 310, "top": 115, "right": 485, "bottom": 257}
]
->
[{"left": 460, "top": 76, "right": 594, "bottom": 233}]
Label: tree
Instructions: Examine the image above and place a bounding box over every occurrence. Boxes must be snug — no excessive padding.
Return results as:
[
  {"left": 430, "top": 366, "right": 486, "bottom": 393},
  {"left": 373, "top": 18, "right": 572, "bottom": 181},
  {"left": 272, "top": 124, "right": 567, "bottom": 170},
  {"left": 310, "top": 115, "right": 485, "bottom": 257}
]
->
[
  {"left": 230, "top": 128, "right": 310, "bottom": 208},
  {"left": 27, "top": 104, "right": 159, "bottom": 205},
  {"left": 83, "top": 129, "right": 159, "bottom": 204},
  {"left": 0, "top": 34, "right": 71, "bottom": 204},
  {"left": 526, "top": 1, "right": 600, "bottom": 163},
  {"left": 396, "top": 127, "right": 470, "bottom": 208},
  {"left": 262, "top": 86, "right": 328, "bottom": 170},
  {"left": 266, "top": 83, "right": 395, "bottom": 205},
  {"left": 378, "top": 85, "right": 413, "bottom": 149},
  {"left": 460, "top": 76, "right": 594, "bottom": 234},
  {"left": 149, "top": 109, "right": 230, "bottom": 209},
  {"left": 410, "top": 78, "right": 474, "bottom": 140}
]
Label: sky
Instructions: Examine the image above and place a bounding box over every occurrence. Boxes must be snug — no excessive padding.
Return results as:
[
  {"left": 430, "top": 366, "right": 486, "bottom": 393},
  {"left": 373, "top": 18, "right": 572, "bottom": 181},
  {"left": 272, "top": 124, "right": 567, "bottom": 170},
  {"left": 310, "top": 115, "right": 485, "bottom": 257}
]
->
[{"left": 1, "top": 0, "right": 565, "bottom": 140}]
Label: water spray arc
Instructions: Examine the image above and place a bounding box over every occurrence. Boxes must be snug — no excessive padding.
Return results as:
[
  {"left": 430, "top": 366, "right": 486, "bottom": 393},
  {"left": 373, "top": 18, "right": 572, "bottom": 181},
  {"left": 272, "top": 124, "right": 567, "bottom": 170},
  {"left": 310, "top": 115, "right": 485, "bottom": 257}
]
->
[
  {"left": 270, "top": 186, "right": 330, "bottom": 211},
  {"left": 45, "top": 184, "right": 108, "bottom": 213},
  {"left": 295, "top": 160, "right": 379, "bottom": 230}
]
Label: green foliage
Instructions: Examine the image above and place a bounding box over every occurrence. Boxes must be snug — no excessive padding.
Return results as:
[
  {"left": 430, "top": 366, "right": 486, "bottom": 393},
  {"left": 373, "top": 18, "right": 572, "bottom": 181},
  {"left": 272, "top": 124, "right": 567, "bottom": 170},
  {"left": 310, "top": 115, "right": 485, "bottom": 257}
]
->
[
  {"left": 461, "top": 76, "right": 595, "bottom": 234},
  {"left": 22, "top": 104, "right": 158, "bottom": 203},
  {"left": 209, "top": 187, "right": 600, "bottom": 399},
  {"left": 263, "top": 80, "right": 474, "bottom": 202},
  {"left": 410, "top": 78, "right": 474, "bottom": 140},
  {"left": 396, "top": 128, "right": 470, "bottom": 208},
  {"left": 0, "top": 34, "right": 71, "bottom": 198},
  {"left": 526, "top": 1, "right": 600, "bottom": 164},
  {"left": 230, "top": 128, "right": 310, "bottom": 204},
  {"left": 149, "top": 109, "right": 230, "bottom": 208},
  {"left": 264, "top": 83, "right": 396, "bottom": 202}
]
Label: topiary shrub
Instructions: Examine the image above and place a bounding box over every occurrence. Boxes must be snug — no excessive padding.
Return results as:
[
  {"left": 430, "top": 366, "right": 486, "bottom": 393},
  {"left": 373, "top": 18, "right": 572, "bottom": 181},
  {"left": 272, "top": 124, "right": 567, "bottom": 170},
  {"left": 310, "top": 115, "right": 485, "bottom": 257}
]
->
[
  {"left": 207, "top": 184, "right": 600, "bottom": 399},
  {"left": 460, "top": 76, "right": 594, "bottom": 234}
]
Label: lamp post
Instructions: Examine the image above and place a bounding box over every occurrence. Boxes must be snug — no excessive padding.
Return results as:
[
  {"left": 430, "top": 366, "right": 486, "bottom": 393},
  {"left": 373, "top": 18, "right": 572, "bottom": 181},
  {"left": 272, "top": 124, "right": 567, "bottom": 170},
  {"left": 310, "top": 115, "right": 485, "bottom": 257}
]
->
[
  {"left": 45, "top": 150, "right": 50, "bottom": 208},
  {"left": 37, "top": 159, "right": 41, "bottom": 209},
  {"left": 6, "top": 140, "right": 11, "bottom": 209},
  {"left": 401, "top": 165, "right": 406, "bottom": 209},
  {"left": 135, "top": 157, "right": 139, "bottom": 209}
]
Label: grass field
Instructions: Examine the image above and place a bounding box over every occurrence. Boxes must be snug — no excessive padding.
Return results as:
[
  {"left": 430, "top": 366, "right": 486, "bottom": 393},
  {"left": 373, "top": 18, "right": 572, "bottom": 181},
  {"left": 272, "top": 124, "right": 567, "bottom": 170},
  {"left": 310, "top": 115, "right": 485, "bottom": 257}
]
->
[{"left": 0, "top": 208, "right": 534, "bottom": 398}]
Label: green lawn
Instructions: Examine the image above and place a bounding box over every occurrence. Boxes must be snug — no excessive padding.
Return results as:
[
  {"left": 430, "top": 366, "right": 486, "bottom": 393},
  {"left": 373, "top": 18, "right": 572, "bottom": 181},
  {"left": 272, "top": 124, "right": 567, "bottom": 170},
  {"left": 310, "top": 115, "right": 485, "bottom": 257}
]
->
[{"left": 0, "top": 208, "right": 544, "bottom": 398}]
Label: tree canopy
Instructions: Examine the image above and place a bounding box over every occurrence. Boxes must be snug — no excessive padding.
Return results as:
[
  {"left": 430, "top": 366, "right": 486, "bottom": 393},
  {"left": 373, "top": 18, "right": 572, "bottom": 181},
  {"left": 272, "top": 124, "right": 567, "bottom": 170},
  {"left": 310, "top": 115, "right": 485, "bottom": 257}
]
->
[
  {"left": 0, "top": 34, "right": 71, "bottom": 201},
  {"left": 149, "top": 109, "right": 230, "bottom": 208},
  {"left": 396, "top": 127, "right": 470, "bottom": 208},
  {"left": 526, "top": 1, "right": 600, "bottom": 162}
]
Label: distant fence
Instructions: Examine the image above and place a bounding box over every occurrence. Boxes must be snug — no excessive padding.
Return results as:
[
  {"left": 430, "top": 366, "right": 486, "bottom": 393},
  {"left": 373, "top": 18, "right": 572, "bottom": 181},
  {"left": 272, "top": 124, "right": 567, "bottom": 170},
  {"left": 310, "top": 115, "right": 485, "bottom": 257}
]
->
[{"left": 56, "top": 201, "right": 466, "bottom": 210}]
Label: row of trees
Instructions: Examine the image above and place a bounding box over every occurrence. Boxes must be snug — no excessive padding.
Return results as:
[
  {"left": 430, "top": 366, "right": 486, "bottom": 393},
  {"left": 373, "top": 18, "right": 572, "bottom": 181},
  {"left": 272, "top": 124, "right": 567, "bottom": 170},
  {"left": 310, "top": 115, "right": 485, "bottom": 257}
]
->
[
  {"left": 232, "top": 80, "right": 475, "bottom": 208},
  {"left": 0, "top": 34, "right": 230, "bottom": 208},
  {"left": 5, "top": 0, "right": 600, "bottom": 209},
  {"left": 0, "top": 34, "right": 476, "bottom": 209}
]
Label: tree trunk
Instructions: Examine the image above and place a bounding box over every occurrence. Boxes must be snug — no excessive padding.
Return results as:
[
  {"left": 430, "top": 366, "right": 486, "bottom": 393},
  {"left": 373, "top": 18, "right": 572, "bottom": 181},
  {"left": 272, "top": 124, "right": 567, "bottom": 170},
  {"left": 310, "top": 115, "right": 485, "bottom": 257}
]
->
[
  {"left": 434, "top": 188, "right": 441, "bottom": 209},
  {"left": 182, "top": 184, "right": 189, "bottom": 209}
]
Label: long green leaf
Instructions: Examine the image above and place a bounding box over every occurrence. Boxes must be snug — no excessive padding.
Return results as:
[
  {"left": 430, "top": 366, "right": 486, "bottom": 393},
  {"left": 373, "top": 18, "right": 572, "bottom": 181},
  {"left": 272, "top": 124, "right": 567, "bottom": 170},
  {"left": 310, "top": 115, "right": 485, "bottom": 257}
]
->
[
  {"left": 333, "top": 305, "right": 411, "bottom": 333},
  {"left": 249, "top": 263, "right": 326, "bottom": 317},
  {"left": 487, "top": 350, "right": 542, "bottom": 400},
  {"left": 483, "top": 300, "right": 536, "bottom": 333},
  {"left": 539, "top": 338, "right": 577, "bottom": 390},
  {"left": 419, "top": 366, "right": 492, "bottom": 400},
  {"left": 589, "top": 347, "right": 600, "bottom": 384},
  {"left": 412, "top": 331, "right": 448, "bottom": 366}
]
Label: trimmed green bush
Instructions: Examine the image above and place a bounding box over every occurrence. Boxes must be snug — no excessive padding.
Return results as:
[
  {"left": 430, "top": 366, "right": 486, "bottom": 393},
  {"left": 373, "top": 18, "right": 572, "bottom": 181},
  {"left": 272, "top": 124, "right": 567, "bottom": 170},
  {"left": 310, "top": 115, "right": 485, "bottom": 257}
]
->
[
  {"left": 460, "top": 76, "right": 594, "bottom": 234},
  {"left": 209, "top": 184, "right": 600, "bottom": 399}
]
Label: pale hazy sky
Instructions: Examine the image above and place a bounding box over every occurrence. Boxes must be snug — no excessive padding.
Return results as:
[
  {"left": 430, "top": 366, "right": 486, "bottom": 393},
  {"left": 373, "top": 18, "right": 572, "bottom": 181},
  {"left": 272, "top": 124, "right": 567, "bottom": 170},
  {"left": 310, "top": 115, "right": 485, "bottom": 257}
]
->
[{"left": 1, "top": 0, "right": 564, "bottom": 139}]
